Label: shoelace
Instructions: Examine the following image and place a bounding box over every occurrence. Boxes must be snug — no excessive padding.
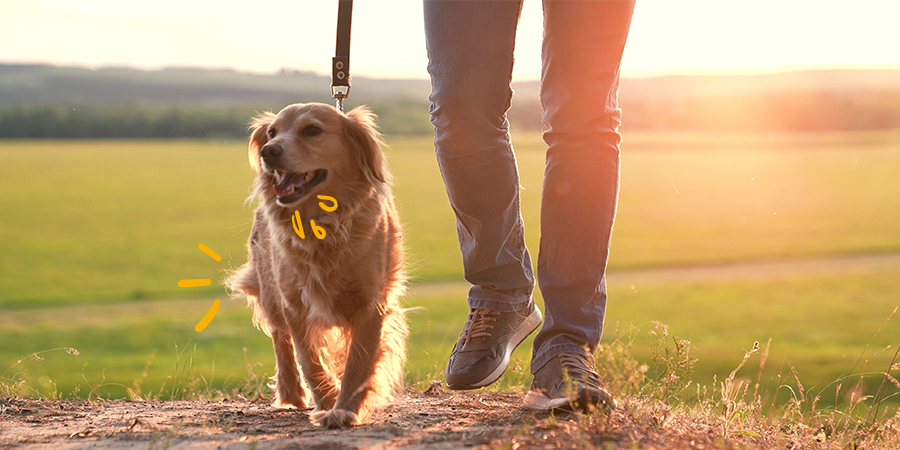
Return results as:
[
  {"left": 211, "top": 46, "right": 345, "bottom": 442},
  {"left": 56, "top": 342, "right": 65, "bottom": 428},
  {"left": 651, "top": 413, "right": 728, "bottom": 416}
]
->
[
  {"left": 558, "top": 353, "right": 601, "bottom": 388},
  {"left": 460, "top": 308, "right": 500, "bottom": 344}
]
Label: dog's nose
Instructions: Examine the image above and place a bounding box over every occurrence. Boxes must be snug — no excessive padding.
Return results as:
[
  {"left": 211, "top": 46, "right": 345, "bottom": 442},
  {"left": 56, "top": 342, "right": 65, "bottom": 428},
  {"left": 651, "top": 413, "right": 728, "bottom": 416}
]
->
[{"left": 260, "top": 143, "right": 283, "bottom": 162}]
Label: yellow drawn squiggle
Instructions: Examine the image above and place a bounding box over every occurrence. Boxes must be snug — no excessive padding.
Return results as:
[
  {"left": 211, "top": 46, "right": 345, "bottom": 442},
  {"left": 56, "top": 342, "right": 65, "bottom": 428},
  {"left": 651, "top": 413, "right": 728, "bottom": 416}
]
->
[
  {"left": 292, "top": 210, "right": 306, "bottom": 239},
  {"left": 318, "top": 195, "right": 338, "bottom": 212}
]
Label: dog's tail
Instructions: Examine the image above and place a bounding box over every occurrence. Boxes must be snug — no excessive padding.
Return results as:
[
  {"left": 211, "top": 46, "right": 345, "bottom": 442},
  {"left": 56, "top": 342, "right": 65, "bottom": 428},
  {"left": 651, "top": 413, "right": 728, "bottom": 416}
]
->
[{"left": 225, "top": 262, "right": 271, "bottom": 337}]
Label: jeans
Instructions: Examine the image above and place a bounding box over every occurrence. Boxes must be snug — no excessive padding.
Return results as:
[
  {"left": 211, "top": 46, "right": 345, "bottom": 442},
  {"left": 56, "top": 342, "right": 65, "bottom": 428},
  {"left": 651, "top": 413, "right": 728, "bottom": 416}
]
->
[{"left": 424, "top": 0, "right": 635, "bottom": 374}]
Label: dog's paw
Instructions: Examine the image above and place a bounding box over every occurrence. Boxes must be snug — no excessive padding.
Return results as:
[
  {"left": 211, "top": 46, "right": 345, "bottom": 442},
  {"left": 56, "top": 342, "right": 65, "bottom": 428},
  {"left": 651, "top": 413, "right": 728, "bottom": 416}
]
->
[{"left": 309, "top": 408, "right": 359, "bottom": 429}]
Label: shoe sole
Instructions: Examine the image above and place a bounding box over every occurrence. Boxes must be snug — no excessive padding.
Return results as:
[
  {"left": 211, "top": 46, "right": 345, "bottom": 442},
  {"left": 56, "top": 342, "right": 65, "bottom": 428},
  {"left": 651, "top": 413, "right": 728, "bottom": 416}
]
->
[
  {"left": 446, "top": 304, "right": 542, "bottom": 390},
  {"left": 523, "top": 387, "right": 617, "bottom": 413}
]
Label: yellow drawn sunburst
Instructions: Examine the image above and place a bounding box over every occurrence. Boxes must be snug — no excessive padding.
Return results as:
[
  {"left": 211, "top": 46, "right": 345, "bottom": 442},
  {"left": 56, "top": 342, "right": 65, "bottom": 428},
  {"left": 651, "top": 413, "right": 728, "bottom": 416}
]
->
[{"left": 178, "top": 243, "right": 222, "bottom": 332}]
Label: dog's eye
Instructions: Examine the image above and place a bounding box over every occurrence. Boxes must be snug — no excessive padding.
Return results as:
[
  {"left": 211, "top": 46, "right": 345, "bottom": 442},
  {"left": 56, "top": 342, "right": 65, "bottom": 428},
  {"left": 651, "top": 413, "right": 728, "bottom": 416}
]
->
[
  {"left": 267, "top": 128, "right": 276, "bottom": 139},
  {"left": 301, "top": 125, "right": 324, "bottom": 137}
]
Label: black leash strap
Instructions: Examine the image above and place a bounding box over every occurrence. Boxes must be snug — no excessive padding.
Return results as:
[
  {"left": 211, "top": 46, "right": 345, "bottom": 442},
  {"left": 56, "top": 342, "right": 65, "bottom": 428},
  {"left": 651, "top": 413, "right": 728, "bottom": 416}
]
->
[{"left": 332, "top": 0, "right": 353, "bottom": 112}]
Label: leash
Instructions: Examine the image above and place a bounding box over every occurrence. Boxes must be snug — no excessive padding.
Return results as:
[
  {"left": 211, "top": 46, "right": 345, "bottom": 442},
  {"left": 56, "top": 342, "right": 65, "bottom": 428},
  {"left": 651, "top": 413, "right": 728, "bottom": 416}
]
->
[{"left": 332, "top": 0, "right": 353, "bottom": 113}]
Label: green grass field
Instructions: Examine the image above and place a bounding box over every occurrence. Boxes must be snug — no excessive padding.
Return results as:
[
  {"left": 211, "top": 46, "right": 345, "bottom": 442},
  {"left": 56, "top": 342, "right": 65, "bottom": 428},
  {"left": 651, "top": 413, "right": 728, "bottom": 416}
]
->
[{"left": 2, "top": 131, "right": 899, "bottom": 408}]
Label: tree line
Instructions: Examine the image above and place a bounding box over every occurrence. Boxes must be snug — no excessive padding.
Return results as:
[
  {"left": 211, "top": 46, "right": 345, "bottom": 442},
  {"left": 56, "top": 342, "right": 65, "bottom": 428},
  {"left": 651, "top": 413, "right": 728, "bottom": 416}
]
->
[
  {"left": 4, "top": 92, "right": 900, "bottom": 139},
  {"left": 0, "top": 101, "right": 434, "bottom": 139},
  {"left": 508, "top": 91, "right": 900, "bottom": 133},
  {"left": 2, "top": 64, "right": 899, "bottom": 138}
]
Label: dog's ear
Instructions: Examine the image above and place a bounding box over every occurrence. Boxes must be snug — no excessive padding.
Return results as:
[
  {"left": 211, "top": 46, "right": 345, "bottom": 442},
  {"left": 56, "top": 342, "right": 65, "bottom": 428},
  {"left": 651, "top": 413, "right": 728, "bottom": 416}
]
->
[
  {"left": 344, "top": 106, "right": 389, "bottom": 185},
  {"left": 248, "top": 112, "right": 276, "bottom": 173}
]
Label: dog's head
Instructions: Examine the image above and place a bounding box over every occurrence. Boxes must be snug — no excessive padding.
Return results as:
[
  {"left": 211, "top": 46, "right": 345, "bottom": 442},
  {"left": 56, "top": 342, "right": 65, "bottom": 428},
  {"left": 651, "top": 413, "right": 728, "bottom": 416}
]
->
[{"left": 247, "top": 103, "right": 388, "bottom": 208}]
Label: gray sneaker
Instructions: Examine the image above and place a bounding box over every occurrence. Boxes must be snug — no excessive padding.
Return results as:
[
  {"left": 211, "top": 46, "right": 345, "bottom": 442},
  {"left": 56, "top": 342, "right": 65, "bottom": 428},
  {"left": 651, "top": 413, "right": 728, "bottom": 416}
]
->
[
  {"left": 445, "top": 302, "right": 542, "bottom": 390},
  {"left": 523, "top": 352, "right": 617, "bottom": 413}
]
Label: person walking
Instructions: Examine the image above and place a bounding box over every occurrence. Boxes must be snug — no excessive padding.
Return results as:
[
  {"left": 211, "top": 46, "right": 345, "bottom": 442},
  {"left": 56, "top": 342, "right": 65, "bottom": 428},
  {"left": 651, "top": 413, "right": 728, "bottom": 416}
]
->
[{"left": 424, "top": 0, "right": 635, "bottom": 411}]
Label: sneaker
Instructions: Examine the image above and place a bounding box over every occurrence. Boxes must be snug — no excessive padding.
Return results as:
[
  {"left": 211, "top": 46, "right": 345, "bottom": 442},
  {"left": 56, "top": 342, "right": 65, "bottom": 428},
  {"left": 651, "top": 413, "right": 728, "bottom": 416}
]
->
[
  {"left": 445, "top": 301, "right": 542, "bottom": 390},
  {"left": 523, "top": 352, "right": 617, "bottom": 413}
]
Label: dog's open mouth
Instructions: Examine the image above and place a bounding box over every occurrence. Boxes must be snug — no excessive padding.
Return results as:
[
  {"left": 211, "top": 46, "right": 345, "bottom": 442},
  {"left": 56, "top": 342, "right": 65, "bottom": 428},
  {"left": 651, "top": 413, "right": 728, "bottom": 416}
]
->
[{"left": 272, "top": 169, "right": 328, "bottom": 204}]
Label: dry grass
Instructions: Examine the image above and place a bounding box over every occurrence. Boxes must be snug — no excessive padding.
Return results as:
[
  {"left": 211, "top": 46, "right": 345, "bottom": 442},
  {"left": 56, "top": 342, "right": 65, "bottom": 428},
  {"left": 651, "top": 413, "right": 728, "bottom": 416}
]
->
[
  {"left": 482, "top": 326, "right": 900, "bottom": 450},
  {"left": 3, "top": 330, "right": 898, "bottom": 449}
]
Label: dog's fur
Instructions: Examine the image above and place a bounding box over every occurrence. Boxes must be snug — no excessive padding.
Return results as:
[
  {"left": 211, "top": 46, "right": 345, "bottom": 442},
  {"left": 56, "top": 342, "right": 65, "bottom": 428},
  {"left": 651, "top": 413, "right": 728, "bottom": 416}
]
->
[{"left": 226, "top": 103, "right": 407, "bottom": 429}]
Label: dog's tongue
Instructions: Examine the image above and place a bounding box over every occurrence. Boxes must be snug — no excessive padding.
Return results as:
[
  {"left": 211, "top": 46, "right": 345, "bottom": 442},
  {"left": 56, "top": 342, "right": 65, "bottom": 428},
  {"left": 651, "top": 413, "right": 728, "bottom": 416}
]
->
[{"left": 273, "top": 172, "right": 304, "bottom": 197}]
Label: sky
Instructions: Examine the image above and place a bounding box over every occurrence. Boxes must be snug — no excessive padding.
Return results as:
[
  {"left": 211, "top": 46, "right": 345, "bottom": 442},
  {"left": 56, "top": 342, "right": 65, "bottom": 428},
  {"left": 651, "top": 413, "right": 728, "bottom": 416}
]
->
[{"left": 3, "top": 0, "right": 900, "bottom": 80}]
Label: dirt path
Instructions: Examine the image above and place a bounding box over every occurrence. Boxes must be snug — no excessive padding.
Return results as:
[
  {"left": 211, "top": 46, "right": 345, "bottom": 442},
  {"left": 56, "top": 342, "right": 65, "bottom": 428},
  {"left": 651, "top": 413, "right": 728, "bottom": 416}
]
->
[
  {"left": 609, "top": 252, "right": 900, "bottom": 287},
  {"left": 1, "top": 387, "right": 759, "bottom": 450},
  {"left": 412, "top": 253, "right": 900, "bottom": 298},
  {"left": 2, "top": 388, "right": 525, "bottom": 450}
]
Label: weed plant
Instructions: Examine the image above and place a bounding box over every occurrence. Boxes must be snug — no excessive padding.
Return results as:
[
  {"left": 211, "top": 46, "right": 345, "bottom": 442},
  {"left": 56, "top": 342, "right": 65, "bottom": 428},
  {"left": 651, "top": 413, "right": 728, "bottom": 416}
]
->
[
  {"left": 589, "top": 323, "right": 900, "bottom": 449},
  {"left": 1, "top": 347, "right": 79, "bottom": 399}
]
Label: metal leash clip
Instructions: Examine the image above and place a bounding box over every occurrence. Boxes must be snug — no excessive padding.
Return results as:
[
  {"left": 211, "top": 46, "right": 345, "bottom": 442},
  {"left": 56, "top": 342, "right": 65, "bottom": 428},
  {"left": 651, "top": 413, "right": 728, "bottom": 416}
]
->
[
  {"left": 332, "top": 0, "right": 353, "bottom": 113},
  {"left": 333, "top": 87, "right": 349, "bottom": 114},
  {"left": 331, "top": 59, "right": 350, "bottom": 113}
]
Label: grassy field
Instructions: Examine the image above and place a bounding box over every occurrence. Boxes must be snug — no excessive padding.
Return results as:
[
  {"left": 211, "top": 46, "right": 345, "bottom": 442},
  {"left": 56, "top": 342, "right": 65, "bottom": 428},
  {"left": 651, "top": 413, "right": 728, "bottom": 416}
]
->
[
  {"left": 1, "top": 131, "right": 899, "bottom": 409},
  {"left": 3, "top": 272, "right": 899, "bottom": 404}
]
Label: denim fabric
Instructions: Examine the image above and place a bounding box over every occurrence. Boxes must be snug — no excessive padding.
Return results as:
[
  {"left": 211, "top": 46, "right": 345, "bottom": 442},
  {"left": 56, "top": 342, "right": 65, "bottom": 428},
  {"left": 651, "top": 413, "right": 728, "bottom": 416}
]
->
[{"left": 424, "top": 0, "right": 635, "bottom": 374}]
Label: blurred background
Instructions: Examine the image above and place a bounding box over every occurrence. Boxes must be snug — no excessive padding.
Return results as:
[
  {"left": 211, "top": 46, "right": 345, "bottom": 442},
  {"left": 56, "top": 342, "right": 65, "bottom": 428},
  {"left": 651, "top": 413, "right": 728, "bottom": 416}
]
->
[{"left": 1, "top": 0, "right": 898, "bottom": 415}]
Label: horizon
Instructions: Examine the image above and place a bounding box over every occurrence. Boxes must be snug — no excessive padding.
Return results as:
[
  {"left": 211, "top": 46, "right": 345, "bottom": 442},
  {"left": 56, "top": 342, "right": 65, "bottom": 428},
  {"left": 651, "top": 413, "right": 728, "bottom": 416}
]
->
[{"left": 4, "top": 60, "right": 900, "bottom": 83}]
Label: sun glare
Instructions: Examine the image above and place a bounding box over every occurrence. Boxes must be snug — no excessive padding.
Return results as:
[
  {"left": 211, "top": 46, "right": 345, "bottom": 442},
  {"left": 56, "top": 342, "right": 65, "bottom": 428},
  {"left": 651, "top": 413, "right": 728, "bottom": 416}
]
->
[{"left": 4, "top": 0, "right": 899, "bottom": 78}]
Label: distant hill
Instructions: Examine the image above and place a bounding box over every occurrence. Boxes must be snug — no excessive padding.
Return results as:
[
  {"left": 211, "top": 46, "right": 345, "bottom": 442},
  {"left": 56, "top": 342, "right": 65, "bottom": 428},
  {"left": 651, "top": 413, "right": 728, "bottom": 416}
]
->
[
  {"left": 1, "top": 64, "right": 899, "bottom": 138},
  {"left": 0, "top": 64, "right": 433, "bottom": 138},
  {"left": 0, "top": 64, "right": 431, "bottom": 105},
  {"left": 511, "top": 69, "right": 900, "bottom": 132}
]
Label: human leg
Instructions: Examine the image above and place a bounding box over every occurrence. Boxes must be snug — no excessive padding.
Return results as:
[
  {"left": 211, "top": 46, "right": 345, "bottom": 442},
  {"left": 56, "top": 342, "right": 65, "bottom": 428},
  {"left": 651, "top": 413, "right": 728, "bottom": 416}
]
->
[
  {"left": 424, "top": 0, "right": 541, "bottom": 389},
  {"left": 526, "top": 0, "right": 635, "bottom": 410},
  {"left": 425, "top": 0, "right": 533, "bottom": 312}
]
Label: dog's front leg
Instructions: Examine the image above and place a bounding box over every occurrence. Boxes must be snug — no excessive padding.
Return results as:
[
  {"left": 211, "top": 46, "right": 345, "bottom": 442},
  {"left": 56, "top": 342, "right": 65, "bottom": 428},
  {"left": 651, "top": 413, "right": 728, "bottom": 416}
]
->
[
  {"left": 284, "top": 308, "right": 339, "bottom": 412},
  {"left": 240, "top": 218, "right": 308, "bottom": 410},
  {"left": 269, "top": 328, "right": 307, "bottom": 409},
  {"left": 259, "top": 280, "right": 308, "bottom": 409},
  {"left": 310, "top": 308, "right": 384, "bottom": 429}
]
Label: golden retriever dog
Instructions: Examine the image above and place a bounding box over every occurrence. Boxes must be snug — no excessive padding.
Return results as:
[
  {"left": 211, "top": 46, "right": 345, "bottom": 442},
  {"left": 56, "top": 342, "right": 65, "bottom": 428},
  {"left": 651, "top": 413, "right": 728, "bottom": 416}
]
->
[{"left": 226, "top": 103, "right": 407, "bottom": 429}]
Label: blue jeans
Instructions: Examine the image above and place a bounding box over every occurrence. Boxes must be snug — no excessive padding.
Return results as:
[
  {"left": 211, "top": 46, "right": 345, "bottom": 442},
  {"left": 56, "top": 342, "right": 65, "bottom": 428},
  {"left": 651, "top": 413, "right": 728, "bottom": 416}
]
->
[{"left": 424, "top": 0, "right": 635, "bottom": 374}]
